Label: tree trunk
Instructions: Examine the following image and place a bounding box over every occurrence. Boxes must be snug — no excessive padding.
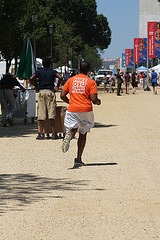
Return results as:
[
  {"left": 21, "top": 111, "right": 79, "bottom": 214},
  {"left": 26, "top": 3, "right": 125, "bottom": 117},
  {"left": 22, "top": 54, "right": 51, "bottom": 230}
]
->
[
  {"left": 5, "top": 59, "right": 11, "bottom": 74},
  {"left": 15, "top": 57, "right": 18, "bottom": 75}
]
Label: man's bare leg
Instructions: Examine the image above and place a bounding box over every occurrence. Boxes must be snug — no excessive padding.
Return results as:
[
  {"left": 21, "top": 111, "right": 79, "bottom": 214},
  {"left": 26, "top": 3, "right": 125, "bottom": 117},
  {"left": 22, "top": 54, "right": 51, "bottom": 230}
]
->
[
  {"left": 39, "top": 120, "right": 45, "bottom": 134},
  {"left": 36, "top": 120, "right": 45, "bottom": 140},
  {"left": 49, "top": 119, "right": 55, "bottom": 133},
  {"left": 77, "top": 132, "right": 87, "bottom": 159},
  {"left": 49, "top": 119, "right": 59, "bottom": 139},
  {"left": 72, "top": 132, "right": 87, "bottom": 167}
]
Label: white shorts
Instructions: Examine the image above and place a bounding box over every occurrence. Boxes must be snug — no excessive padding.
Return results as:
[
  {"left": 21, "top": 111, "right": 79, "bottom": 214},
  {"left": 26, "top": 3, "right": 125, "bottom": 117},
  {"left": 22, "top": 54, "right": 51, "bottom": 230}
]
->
[
  {"left": 140, "top": 79, "right": 143, "bottom": 84},
  {"left": 64, "top": 111, "right": 94, "bottom": 134}
]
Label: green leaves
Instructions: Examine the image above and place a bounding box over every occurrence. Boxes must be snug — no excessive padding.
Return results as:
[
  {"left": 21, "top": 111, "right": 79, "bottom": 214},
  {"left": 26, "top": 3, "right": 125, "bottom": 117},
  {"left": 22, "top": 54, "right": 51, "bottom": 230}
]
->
[{"left": 0, "top": 0, "right": 111, "bottom": 70}]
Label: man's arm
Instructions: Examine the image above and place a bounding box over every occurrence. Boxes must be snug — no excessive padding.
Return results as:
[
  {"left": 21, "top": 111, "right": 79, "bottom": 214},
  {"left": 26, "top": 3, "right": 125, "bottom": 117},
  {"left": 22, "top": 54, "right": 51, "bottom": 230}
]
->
[
  {"left": 54, "top": 73, "right": 63, "bottom": 92},
  {"left": 30, "top": 74, "right": 39, "bottom": 91},
  {"left": 90, "top": 93, "right": 101, "bottom": 105},
  {"left": 60, "top": 89, "right": 69, "bottom": 104},
  {"left": 150, "top": 74, "right": 152, "bottom": 81}
]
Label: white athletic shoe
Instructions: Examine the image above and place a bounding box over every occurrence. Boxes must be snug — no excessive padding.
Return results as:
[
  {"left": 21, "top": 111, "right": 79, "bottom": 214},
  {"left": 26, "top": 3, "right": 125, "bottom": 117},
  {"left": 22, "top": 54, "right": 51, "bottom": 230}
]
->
[{"left": 61, "top": 133, "right": 72, "bottom": 153}]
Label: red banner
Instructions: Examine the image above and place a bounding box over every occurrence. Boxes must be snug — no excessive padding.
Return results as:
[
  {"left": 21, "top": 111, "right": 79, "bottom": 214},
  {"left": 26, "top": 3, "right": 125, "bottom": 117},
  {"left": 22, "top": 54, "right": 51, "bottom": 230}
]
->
[
  {"left": 125, "top": 49, "right": 130, "bottom": 66},
  {"left": 148, "top": 22, "right": 155, "bottom": 58},
  {"left": 134, "top": 38, "right": 139, "bottom": 63}
]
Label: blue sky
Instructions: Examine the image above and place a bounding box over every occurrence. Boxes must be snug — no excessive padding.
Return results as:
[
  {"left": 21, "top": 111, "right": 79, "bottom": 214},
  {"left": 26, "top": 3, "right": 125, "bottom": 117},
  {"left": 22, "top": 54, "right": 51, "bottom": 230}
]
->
[{"left": 96, "top": 0, "right": 139, "bottom": 59}]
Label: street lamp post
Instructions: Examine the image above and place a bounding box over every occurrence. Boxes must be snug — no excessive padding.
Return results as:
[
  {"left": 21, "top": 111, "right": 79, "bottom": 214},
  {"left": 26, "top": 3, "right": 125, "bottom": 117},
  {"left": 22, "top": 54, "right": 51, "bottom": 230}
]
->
[
  {"left": 49, "top": 24, "right": 53, "bottom": 63},
  {"left": 32, "top": 11, "right": 37, "bottom": 62},
  {"left": 78, "top": 55, "right": 82, "bottom": 69},
  {"left": 120, "top": 48, "right": 124, "bottom": 72}
]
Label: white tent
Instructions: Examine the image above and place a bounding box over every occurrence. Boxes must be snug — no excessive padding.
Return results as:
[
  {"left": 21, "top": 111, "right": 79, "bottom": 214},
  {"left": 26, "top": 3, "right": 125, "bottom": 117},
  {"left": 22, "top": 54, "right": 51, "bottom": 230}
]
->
[
  {"left": 150, "top": 64, "right": 160, "bottom": 73},
  {"left": 55, "top": 66, "right": 71, "bottom": 74},
  {"left": 136, "top": 66, "right": 147, "bottom": 72},
  {"left": 0, "top": 60, "right": 6, "bottom": 78}
]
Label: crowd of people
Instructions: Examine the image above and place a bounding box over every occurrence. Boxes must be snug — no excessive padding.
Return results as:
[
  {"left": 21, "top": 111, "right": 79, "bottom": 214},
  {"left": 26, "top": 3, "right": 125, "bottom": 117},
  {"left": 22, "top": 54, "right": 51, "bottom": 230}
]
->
[
  {"left": 96, "top": 70, "right": 159, "bottom": 96},
  {"left": 0, "top": 63, "right": 159, "bottom": 129}
]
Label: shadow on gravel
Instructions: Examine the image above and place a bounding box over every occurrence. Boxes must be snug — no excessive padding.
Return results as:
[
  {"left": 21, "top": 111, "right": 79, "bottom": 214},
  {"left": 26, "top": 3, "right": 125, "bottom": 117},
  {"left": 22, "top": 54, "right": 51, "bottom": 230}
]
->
[
  {"left": 69, "top": 162, "right": 117, "bottom": 170},
  {"left": 0, "top": 173, "right": 89, "bottom": 214},
  {"left": 0, "top": 120, "right": 117, "bottom": 138},
  {"left": 94, "top": 122, "right": 117, "bottom": 128},
  {"left": 84, "top": 163, "right": 117, "bottom": 166},
  {"left": 0, "top": 117, "right": 38, "bottom": 138}
]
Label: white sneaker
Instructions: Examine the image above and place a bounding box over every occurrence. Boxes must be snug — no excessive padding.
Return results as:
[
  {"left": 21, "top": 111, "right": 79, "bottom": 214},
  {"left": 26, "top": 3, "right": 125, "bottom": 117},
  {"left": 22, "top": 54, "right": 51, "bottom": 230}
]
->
[{"left": 61, "top": 133, "right": 72, "bottom": 153}]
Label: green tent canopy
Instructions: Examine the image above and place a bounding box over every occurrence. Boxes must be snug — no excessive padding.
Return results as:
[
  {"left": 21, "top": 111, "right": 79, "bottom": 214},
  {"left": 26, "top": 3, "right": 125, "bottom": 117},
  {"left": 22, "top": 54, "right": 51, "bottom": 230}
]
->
[{"left": 16, "top": 37, "right": 36, "bottom": 79}]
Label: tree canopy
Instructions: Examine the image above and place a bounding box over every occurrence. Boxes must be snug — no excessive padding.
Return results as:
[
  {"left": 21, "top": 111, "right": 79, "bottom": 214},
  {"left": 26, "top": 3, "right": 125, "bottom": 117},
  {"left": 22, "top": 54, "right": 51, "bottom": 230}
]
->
[{"left": 0, "top": 0, "right": 111, "bottom": 72}]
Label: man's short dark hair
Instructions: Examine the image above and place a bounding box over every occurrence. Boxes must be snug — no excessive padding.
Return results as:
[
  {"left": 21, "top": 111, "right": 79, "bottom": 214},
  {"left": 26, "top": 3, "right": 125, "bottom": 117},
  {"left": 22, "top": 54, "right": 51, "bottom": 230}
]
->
[
  {"left": 42, "top": 58, "right": 51, "bottom": 68},
  {"left": 80, "top": 61, "right": 90, "bottom": 74}
]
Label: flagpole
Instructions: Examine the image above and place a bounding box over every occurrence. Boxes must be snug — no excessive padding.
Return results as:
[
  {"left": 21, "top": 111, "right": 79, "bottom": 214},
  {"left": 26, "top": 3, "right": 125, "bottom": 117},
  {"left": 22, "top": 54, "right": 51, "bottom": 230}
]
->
[{"left": 145, "top": 22, "right": 151, "bottom": 91}]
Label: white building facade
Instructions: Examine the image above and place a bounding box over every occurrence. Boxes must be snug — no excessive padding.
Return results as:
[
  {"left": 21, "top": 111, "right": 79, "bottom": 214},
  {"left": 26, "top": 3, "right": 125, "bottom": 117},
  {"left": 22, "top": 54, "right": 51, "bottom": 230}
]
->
[{"left": 139, "top": 0, "right": 160, "bottom": 38}]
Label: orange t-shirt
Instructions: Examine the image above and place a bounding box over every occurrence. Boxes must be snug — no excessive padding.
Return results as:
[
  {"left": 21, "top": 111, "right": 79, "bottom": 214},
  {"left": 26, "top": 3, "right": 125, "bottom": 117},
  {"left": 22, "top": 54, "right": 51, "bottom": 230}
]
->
[{"left": 62, "top": 73, "right": 98, "bottom": 112}]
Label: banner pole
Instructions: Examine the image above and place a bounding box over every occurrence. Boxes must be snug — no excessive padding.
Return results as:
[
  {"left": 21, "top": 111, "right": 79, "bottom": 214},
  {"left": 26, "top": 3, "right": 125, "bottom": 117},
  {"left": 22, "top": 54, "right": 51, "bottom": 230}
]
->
[{"left": 145, "top": 22, "right": 151, "bottom": 91}]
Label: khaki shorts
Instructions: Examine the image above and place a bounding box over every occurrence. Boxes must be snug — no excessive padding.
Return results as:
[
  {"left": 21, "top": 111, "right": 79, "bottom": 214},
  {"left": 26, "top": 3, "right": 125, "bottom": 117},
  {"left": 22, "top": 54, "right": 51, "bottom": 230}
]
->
[{"left": 38, "top": 89, "right": 56, "bottom": 120}]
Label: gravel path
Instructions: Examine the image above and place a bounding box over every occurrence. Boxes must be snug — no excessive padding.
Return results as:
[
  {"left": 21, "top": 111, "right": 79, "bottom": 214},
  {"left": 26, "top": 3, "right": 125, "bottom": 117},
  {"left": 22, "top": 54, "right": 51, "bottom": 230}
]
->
[{"left": 0, "top": 87, "right": 160, "bottom": 240}]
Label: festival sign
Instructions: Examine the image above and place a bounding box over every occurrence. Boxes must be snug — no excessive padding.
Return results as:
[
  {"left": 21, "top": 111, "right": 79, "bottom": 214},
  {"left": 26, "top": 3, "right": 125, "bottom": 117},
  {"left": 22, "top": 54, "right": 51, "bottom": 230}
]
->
[
  {"left": 125, "top": 49, "right": 134, "bottom": 66},
  {"left": 134, "top": 38, "right": 147, "bottom": 63},
  {"left": 122, "top": 53, "right": 125, "bottom": 67},
  {"left": 134, "top": 38, "right": 139, "bottom": 63},
  {"left": 148, "top": 22, "right": 160, "bottom": 58}
]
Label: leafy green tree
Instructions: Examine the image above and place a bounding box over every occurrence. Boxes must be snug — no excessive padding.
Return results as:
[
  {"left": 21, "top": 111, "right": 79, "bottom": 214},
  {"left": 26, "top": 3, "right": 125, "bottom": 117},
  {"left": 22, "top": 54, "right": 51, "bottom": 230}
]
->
[
  {"left": 54, "top": 0, "right": 111, "bottom": 49},
  {"left": 0, "top": 0, "right": 26, "bottom": 72},
  {"left": 0, "top": 0, "right": 111, "bottom": 72},
  {"left": 81, "top": 45, "right": 103, "bottom": 72}
]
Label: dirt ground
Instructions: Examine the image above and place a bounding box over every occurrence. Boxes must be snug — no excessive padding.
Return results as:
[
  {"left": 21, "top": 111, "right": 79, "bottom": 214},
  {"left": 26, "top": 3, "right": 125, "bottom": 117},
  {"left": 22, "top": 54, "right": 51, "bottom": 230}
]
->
[{"left": 0, "top": 86, "right": 160, "bottom": 240}]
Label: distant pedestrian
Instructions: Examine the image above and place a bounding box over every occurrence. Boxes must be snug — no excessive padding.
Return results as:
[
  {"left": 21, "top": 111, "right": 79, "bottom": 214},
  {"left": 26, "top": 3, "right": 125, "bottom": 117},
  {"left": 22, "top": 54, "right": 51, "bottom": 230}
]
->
[
  {"left": 89, "top": 72, "right": 95, "bottom": 81},
  {"left": 108, "top": 71, "right": 115, "bottom": 93},
  {"left": 60, "top": 60, "right": 101, "bottom": 168},
  {"left": 124, "top": 72, "right": 130, "bottom": 94},
  {"left": 150, "top": 70, "right": 158, "bottom": 94},
  {"left": 63, "top": 71, "right": 70, "bottom": 85},
  {"left": 102, "top": 73, "right": 108, "bottom": 93},
  {"left": 116, "top": 70, "right": 123, "bottom": 96},
  {"left": 120, "top": 73, "right": 124, "bottom": 93},
  {"left": 139, "top": 72, "right": 143, "bottom": 88},
  {"left": 132, "top": 72, "right": 138, "bottom": 94},
  {"left": 143, "top": 72, "right": 147, "bottom": 89},
  {"left": 0, "top": 73, "right": 25, "bottom": 127}
]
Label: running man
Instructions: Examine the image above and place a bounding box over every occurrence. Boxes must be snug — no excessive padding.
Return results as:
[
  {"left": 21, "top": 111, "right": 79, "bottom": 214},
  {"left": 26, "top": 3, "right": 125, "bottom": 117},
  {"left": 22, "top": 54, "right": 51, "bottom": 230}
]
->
[{"left": 60, "top": 61, "right": 101, "bottom": 168}]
